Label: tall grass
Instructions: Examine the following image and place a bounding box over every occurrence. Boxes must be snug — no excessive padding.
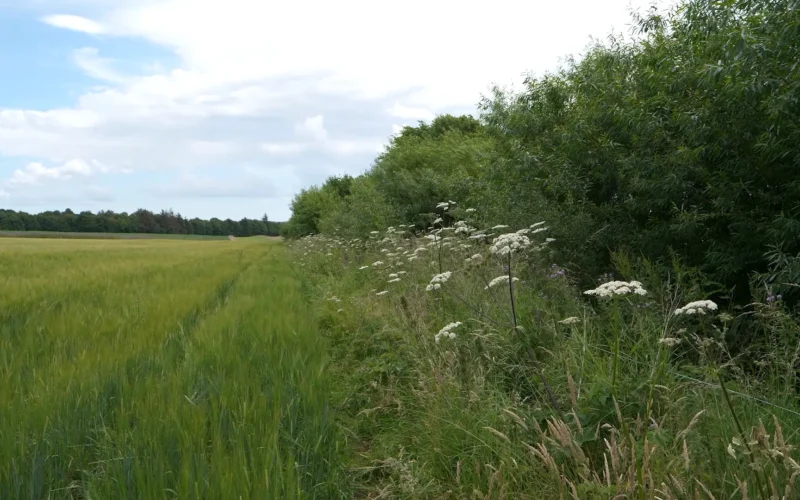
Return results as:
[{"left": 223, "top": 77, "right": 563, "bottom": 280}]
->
[
  {"left": 0, "top": 238, "right": 347, "bottom": 499},
  {"left": 290, "top": 208, "right": 800, "bottom": 499}
]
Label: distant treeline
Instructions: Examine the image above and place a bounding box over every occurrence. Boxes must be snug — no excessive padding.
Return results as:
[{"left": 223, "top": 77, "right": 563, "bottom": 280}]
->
[{"left": 0, "top": 208, "right": 283, "bottom": 237}]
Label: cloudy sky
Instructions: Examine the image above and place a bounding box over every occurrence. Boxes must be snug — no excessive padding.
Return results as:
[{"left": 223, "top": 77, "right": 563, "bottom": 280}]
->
[{"left": 0, "top": 0, "right": 672, "bottom": 221}]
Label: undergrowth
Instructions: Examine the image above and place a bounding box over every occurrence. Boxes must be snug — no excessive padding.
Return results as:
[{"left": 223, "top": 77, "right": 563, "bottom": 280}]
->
[{"left": 290, "top": 202, "right": 800, "bottom": 499}]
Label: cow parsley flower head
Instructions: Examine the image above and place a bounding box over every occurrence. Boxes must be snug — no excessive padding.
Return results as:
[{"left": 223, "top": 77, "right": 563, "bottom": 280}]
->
[
  {"left": 558, "top": 317, "right": 581, "bottom": 325},
  {"left": 435, "top": 321, "right": 462, "bottom": 343},
  {"left": 466, "top": 208, "right": 477, "bottom": 213},
  {"left": 674, "top": 300, "right": 718, "bottom": 316},
  {"left": 359, "top": 265, "right": 369, "bottom": 270},
  {"left": 426, "top": 271, "right": 452, "bottom": 291},
  {"left": 485, "top": 275, "right": 519, "bottom": 289},
  {"left": 659, "top": 337, "right": 682, "bottom": 347},
  {"left": 490, "top": 233, "right": 531, "bottom": 256},
  {"left": 584, "top": 280, "right": 648, "bottom": 298},
  {"left": 436, "top": 201, "right": 450, "bottom": 210},
  {"left": 387, "top": 278, "right": 401, "bottom": 283},
  {"left": 371, "top": 260, "right": 384, "bottom": 267},
  {"left": 465, "top": 253, "right": 483, "bottom": 265},
  {"left": 376, "top": 290, "right": 389, "bottom": 296},
  {"left": 454, "top": 221, "right": 476, "bottom": 234}
]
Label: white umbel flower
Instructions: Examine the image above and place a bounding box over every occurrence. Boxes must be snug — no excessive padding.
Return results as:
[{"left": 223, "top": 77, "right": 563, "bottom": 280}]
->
[
  {"left": 465, "top": 254, "right": 483, "bottom": 265},
  {"left": 359, "top": 266, "right": 369, "bottom": 270},
  {"left": 558, "top": 317, "right": 581, "bottom": 325},
  {"left": 371, "top": 260, "right": 384, "bottom": 267},
  {"left": 490, "top": 233, "right": 531, "bottom": 256},
  {"left": 426, "top": 271, "right": 452, "bottom": 291},
  {"left": 376, "top": 290, "right": 389, "bottom": 296},
  {"left": 485, "top": 275, "right": 519, "bottom": 289},
  {"left": 674, "top": 300, "right": 718, "bottom": 315},
  {"left": 454, "top": 221, "right": 476, "bottom": 234},
  {"left": 435, "top": 321, "right": 462, "bottom": 343},
  {"left": 387, "top": 278, "right": 401, "bottom": 283},
  {"left": 584, "top": 280, "right": 648, "bottom": 298}
]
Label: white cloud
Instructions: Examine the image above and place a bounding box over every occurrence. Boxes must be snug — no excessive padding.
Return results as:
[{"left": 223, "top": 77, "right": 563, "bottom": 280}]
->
[
  {"left": 42, "top": 14, "right": 105, "bottom": 34},
  {"left": 388, "top": 103, "right": 434, "bottom": 121},
  {"left": 1, "top": 0, "right": 678, "bottom": 216},
  {"left": 261, "top": 114, "right": 383, "bottom": 157},
  {"left": 295, "top": 115, "right": 328, "bottom": 142},
  {"left": 4, "top": 159, "right": 126, "bottom": 187},
  {"left": 73, "top": 47, "right": 126, "bottom": 83}
]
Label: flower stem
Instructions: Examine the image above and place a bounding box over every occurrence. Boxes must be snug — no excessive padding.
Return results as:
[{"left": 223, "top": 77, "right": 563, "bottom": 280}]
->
[{"left": 717, "top": 371, "right": 767, "bottom": 499}]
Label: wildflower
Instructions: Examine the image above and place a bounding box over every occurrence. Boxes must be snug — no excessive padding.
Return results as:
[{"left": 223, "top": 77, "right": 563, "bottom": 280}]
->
[
  {"left": 490, "top": 233, "right": 531, "bottom": 256},
  {"left": 388, "top": 273, "right": 398, "bottom": 278},
  {"left": 371, "top": 261, "right": 384, "bottom": 267},
  {"left": 548, "top": 264, "right": 566, "bottom": 279},
  {"left": 674, "top": 300, "right": 718, "bottom": 316},
  {"left": 466, "top": 208, "right": 477, "bottom": 213},
  {"left": 376, "top": 290, "right": 389, "bottom": 296},
  {"left": 435, "top": 321, "right": 462, "bottom": 343},
  {"left": 465, "top": 253, "right": 483, "bottom": 265},
  {"left": 659, "top": 337, "right": 682, "bottom": 347},
  {"left": 719, "top": 312, "right": 734, "bottom": 323},
  {"left": 584, "top": 280, "right": 648, "bottom": 298},
  {"left": 370, "top": 231, "right": 379, "bottom": 235},
  {"left": 397, "top": 271, "right": 406, "bottom": 275},
  {"left": 485, "top": 275, "right": 519, "bottom": 289},
  {"left": 436, "top": 201, "right": 450, "bottom": 210},
  {"left": 426, "top": 271, "right": 452, "bottom": 291},
  {"left": 387, "top": 278, "right": 401, "bottom": 283},
  {"left": 491, "top": 225, "right": 509, "bottom": 230},
  {"left": 766, "top": 293, "right": 783, "bottom": 304},
  {"left": 433, "top": 217, "right": 443, "bottom": 224},
  {"left": 558, "top": 317, "right": 581, "bottom": 325},
  {"left": 530, "top": 221, "right": 546, "bottom": 228},
  {"left": 530, "top": 227, "right": 549, "bottom": 235},
  {"left": 454, "top": 221, "right": 475, "bottom": 234}
]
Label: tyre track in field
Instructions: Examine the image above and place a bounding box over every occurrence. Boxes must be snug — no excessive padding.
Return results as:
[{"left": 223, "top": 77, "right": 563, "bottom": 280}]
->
[{"left": 161, "top": 248, "right": 268, "bottom": 367}]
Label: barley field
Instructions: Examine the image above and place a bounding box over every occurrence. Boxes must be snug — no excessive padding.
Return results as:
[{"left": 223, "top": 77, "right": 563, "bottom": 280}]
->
[{"left": 0, "top": 237, "right": 345, "bottom": 499}]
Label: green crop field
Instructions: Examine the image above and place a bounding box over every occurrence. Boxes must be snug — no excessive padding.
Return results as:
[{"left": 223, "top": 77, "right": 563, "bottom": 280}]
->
[
  {"left": 0, "top": 231, "right": 231, "bottom": 240},
  {"left": 0, "top": 237, "right": 345, "bottom": 499}
]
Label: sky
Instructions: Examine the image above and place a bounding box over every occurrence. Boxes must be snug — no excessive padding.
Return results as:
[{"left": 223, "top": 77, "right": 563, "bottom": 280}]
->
[{"left": 0, "top": 0, "right": 674, "bottom": 221}]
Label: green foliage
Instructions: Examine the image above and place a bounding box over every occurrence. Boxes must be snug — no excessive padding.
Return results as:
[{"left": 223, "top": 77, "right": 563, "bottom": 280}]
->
[
  {"left": 478, "top": 0, "right": 800, "bottom": 299},
  {"left": 287, "top": 0, "right": 800, "bottom": 308}
]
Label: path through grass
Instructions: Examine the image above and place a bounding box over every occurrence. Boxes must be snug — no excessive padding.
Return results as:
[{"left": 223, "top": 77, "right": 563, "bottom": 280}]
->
[{"left": 0, "top": 237, "right": 346, "bottom": 499}]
